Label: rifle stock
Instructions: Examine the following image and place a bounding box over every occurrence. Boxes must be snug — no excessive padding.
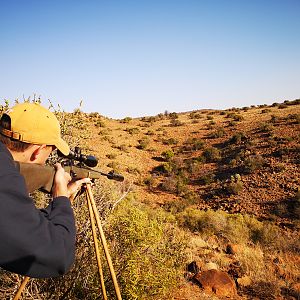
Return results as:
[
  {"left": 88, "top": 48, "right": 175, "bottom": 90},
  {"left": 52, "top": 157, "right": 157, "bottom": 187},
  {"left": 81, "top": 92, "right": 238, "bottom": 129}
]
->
[{"left": 14, "top": 161, "right": 124, "bottom": 194}]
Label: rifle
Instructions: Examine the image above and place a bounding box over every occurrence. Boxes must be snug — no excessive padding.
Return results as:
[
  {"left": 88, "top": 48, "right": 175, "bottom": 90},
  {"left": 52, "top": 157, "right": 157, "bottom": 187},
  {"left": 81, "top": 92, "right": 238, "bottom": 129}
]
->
[
  {"left": 14, "top": 147, "right": 124, "bottom": 194},
  {"left": 14, "top": 161, "right": 124, "bottom": 194}
]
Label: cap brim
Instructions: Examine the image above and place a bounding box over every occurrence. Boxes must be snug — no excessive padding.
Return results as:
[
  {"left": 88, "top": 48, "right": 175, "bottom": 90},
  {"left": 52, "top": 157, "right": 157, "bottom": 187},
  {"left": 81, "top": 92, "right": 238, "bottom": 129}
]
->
[{"left": 55, "top": 138, "right": 70, "bottom": 156}]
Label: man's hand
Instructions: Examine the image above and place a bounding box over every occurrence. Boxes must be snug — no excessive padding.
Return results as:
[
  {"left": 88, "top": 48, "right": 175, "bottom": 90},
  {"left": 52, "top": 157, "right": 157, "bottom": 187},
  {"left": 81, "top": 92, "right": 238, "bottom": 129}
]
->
[
  {"left": 67, "top": 177, "right": 92, "bottom": 201},
  {"left": 52, "top": 163, "right": 91, "bottom": 200}
]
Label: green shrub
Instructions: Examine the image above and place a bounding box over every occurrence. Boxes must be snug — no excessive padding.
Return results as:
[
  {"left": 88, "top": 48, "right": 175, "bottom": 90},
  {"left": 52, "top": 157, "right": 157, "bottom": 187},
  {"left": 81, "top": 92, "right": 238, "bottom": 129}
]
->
[
  {"left": 210, "top": 127, "right": 225, "bottom": 138},
  {"left": 258, "top": 122, "right": 273, "bottom": 133},
  {"left": 106, "top": 200, "right": 187, "bottom": 299},
  {"left": 176, "top": 208, "right": 227, "bottom": 236},
  {"left": 161, "top": 149, "right": 175, "bottom": 161},
  {"left": 182, "top": 138, "right": 205, "bottom": 151},
  {"left": 202, "top": 147, "right": 221, "bottom": 162},
  {"left": 229, "top": 132, "right": 246, "bottom": 144},
  {"left": 137, "top": 137, "right": 150, "bottom": 149},
  {"left": 161, "top": 174, "right": 189, "bottom": 196}
]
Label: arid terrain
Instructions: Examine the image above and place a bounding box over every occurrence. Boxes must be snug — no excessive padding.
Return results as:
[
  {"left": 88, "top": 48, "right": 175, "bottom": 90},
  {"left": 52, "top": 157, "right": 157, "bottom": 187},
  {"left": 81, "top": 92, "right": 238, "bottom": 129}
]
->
[
  {"left": 0, "top": 99, "right": 299, "bottom": 299},
  {"left": 63, "top": 99, "right": 299, "bottom": 299}
]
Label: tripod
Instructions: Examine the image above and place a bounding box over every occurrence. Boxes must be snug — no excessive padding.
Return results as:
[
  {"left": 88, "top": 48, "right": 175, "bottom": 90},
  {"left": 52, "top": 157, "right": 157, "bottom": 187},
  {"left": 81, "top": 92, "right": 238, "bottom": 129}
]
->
[{"left": 13, "top": 183, "right": 122, "bottom": 300}]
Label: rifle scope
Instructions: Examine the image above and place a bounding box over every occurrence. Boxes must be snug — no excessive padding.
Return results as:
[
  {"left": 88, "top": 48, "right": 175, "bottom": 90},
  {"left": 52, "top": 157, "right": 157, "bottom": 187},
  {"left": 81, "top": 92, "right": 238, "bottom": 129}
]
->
[{"left": 58, "top": 147, "right": 98, "bottom": 168}]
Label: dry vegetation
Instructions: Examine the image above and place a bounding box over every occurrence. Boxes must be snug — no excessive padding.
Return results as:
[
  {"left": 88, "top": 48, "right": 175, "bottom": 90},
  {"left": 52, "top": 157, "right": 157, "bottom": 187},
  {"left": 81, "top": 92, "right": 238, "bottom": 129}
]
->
[{"left": 0, "top": 98, "right": 299, "bottom": 299}]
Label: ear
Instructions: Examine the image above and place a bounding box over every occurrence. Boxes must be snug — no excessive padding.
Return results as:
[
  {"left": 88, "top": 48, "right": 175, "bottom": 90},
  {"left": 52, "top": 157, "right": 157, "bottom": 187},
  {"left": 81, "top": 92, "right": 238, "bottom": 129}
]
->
[{"left": 29, "top": 144, "right": 47, "bottom": 162}]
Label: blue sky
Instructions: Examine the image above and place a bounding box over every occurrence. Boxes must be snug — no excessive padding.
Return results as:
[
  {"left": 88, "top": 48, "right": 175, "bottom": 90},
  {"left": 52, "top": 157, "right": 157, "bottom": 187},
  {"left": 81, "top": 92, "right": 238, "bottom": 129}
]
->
[{"left": 0, "top": 0, "right": 299, "bottom": 118}]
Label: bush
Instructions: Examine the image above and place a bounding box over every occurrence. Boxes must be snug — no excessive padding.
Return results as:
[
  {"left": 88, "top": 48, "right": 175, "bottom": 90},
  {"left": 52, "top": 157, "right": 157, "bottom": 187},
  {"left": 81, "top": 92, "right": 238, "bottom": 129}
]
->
[
  {"left": 210, "top": 127, "right": 225, "bottom": 138},
  {"left": 258, "top": 122, "right": 273, "bottom": 133},
  {"left": 189, "top": 112, "right": 202, "bottom": 119},
  {"left": 126, "top": 127, "right": 140, "bottom": 135},
  {"left": 243, "top": 155, "right": 265, "bottom": 173},
  {"left": 120, "top": 117, "right": 132, "bottom": 123},
  {"left": 160, "top": 174, "right": 189, "bottom": 196},
  {"left": 170, "top": 119, "right": 183, "bottom": 126},
  {"left": 261, "top": 109, "right": 271, "bottom": 114},
  {"left": 198, "top": 173, "right": 215, "bottom": 185},
  {"left": 161, "top": 149, "right": 175, "bottom": 161},
  {"left": 137, "top": 137, "right": 150, "bottom": 150},
  {"left": 287, "top": 113, "right": 300, "bottom": 124},
  {"left": 226, "top": 113, "right": 244, "bottom": 121},
  {"left": 226, "top": 174, "right": 243, "bottom": 195},
  {"left": 202, "top": 147, "right": 221, "bottom": 162},
  {"left": 162, "top": 138, "right": 178, "bottom": 145},
  {"left": 168, "top": 112, "right": 179, "bottom": 119},
  {"left": 229, "top": 132, "right": 247, "bottom": 144},
  {"left": 106, "top": 200, "right": 187, "bottom": 299},
  {"left": 278, "top": 104, "right": 288, "bottom": 109},
  {"left": 94, "top": 120, "right": 106, "bottom": 127},
  {"left": 182, "top": 138, "right": 205, "bottom": 151},
  {"left": 176, "top": 208, "right": 227, "bottom": 235}
]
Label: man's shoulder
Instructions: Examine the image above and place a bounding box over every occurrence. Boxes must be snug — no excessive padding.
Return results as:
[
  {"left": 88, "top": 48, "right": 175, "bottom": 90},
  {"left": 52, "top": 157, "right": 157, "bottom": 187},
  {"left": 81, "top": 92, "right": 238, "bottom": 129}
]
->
[{"left": 0, "top": 142, "right": 18, "bottom": 175}]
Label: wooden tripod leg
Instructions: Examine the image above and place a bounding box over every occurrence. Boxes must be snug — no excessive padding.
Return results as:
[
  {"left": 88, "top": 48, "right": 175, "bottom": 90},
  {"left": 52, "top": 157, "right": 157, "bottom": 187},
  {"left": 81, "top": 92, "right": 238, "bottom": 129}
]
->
[
  {"left": 86, "top": 190, "right": 108, "bottom": 300},
  {"left": 13, "top": 276, "right": 30, "bottom": 300},
  {"left": 86, "top": 184, "right": 122, "bottom": 300}
]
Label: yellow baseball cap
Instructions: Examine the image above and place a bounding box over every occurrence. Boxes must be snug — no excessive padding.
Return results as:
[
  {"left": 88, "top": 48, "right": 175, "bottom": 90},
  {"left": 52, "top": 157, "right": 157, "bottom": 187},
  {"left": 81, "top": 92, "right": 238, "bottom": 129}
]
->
[{"left": 0, "top": 102, "right": 70, "bottom": 155}]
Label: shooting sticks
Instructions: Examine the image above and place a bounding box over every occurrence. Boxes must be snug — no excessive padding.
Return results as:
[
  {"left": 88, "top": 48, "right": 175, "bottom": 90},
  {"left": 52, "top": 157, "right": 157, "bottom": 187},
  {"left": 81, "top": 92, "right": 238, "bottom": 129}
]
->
[{"left": 13, "top": 184, "right": 122, "bottom": 300}]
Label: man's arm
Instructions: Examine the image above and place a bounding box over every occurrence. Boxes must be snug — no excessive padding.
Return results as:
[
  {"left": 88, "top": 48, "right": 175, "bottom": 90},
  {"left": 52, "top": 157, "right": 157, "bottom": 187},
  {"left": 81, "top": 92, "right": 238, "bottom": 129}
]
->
[{"left": 0, "top": 159, "right": 76, "bottom": 278}]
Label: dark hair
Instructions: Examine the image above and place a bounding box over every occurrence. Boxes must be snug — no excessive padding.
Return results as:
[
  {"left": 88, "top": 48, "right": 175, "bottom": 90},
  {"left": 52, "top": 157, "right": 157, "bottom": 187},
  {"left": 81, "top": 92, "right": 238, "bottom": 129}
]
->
[{"left": 0, "top": 114, "right": 32, "bottom": 152}]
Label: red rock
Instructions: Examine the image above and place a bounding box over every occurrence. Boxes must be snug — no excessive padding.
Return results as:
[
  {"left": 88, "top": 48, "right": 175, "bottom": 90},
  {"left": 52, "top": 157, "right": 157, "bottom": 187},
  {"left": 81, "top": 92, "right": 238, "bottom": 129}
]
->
[{"left": 194, "top": 269, "right": 237, "bottom": 297}]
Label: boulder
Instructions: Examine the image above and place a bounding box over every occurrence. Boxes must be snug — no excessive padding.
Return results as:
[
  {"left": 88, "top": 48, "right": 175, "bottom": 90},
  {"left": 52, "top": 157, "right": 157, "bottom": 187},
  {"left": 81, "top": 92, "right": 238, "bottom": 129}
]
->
[{"left": 194, "top": 269, "right": 237, "bottom": 297}]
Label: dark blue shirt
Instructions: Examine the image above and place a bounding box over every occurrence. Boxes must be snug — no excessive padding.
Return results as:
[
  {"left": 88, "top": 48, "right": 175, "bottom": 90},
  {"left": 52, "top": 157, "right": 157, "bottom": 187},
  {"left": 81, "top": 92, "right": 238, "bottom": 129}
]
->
[{"left": 0, "top": 142, "right": 76, "bottom": 278}]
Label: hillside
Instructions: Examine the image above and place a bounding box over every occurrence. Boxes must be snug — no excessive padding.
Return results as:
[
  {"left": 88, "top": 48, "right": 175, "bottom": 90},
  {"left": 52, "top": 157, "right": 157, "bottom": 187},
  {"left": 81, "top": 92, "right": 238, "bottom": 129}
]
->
[
  {"left": 0, "top": 99, "right": 299, "bottom": 299},
  {"left": 61, "top": 99, "right": 299, "bottom": 299},
  {"left": 70, "top": 100, "right": 299, "bottom": 221}
]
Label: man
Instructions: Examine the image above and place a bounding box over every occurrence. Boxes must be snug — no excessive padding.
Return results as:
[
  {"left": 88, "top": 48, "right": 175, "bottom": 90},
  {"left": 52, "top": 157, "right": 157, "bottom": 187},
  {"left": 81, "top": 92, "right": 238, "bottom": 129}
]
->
[{"left": 0, "top": 102, "right": 89, "bottom": 278}]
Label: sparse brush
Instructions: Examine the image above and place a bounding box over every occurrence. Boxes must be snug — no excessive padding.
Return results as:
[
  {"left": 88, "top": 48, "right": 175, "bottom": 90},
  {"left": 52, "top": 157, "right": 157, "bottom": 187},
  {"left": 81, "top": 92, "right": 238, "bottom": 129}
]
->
[
  {"left": 210, "top": 127, "right": 225, "bottom": 138},
  {"left": 243, "top": 155, "right": 265, "bottom": 173},
  {"left": 202, "top": 147, "right": 221, "bottom": 162}
]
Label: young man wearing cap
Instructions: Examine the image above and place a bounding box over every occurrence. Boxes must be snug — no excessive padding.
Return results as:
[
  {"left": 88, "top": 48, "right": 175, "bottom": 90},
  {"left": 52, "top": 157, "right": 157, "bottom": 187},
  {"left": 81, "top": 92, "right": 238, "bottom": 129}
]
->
[{"left": 0, "top": 102, "right": 89, "bottom": 278}]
